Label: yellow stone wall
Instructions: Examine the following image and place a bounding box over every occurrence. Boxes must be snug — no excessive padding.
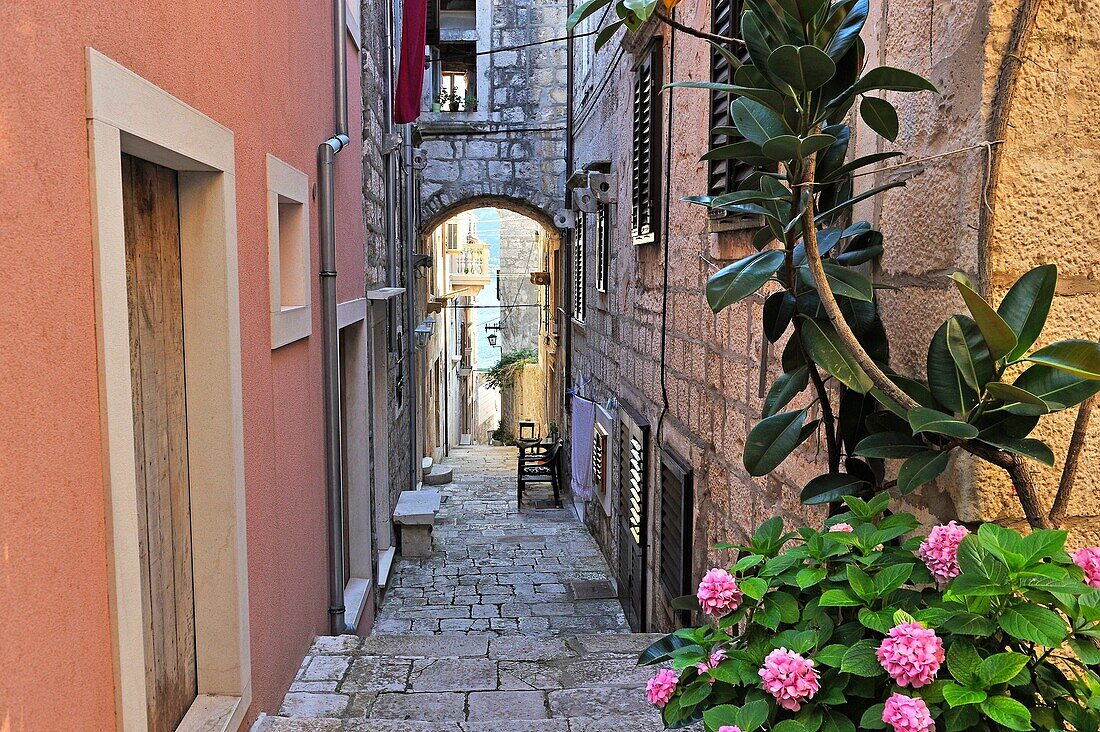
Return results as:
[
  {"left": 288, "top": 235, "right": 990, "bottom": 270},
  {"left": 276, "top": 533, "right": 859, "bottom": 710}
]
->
[{"left": 863, "top": 0, "right": 1100, "bottom": 532}]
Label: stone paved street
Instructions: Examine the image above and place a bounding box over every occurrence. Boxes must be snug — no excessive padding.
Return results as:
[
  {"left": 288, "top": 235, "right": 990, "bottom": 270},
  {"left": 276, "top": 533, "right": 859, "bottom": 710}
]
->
[
  {"left": 374, "top": 446, "right": 630, "bottom": 636},
  {"left": 255, "top": 446, "right": 672, "bottom": 731}
]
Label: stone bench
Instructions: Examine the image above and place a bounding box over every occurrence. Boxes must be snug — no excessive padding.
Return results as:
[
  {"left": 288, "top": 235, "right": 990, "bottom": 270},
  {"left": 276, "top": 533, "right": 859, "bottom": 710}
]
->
[{"left": 393, "top": 489, "right": 442, "bottom": 557}]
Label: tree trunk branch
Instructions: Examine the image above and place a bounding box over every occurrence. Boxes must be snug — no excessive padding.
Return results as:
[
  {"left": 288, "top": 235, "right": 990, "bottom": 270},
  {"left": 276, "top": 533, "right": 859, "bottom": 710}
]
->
[
  {"left": 654, "top": 8, "right": 742, "bottom": 47},
  {"left": 1050, "top": 395, "right": 1095, "bottom": 527}
]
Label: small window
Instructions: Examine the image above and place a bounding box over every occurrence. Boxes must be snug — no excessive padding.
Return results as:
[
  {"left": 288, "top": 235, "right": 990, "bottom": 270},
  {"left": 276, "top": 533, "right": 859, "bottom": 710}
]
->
[
  {"left": 267, "top": 155, "right": 311, "bottom": 349},
  {"left": 595, "top": 206, "right": 610, "bottom": 293},
  {"left": 572, "top": 214, "right": 586, "bottom": 322},
  {"left": 659, "top": 448, "right": 694, "bottom": 620},
  {"left": 709, "top": 0, "right": 760, "bottom": 198},
  {"left": 445, "top": 221, "right": 460, "bottom": 250},
  {"left": 632, "top": 40, "right": 663, "bottom": 245}
]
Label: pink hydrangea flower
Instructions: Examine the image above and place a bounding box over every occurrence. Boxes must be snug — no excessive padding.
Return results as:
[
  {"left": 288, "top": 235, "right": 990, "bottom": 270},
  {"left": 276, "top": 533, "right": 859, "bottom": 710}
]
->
[
  {"left": 882, "top": 693, "right": 934, "bottom": 732},
  {"left": 718, "top": 727, "right": 743, "bottom": 732},
  {"left": 759, "top": 648, "right": 820, "bottom": 711},
  {"left": 1073, "top": 547, "right": 1100, "bottom": 588},
  {"left": 829, "top": 522, "right": 854, "bottom": 532},
  {"left": 919, "top": 521, "right": 970, "bottom": 584},
  {"left": 697, "top": 568, "right": 744, "bottom": 617},
  {"left": 877, "top": 622, "right": 944, "bottom": 688},
  {"left": 696, "top": 648, "right": 727, "bottom": 681},
  {"left": 646, "top": 668, "right": 678, "bottom": 708}
]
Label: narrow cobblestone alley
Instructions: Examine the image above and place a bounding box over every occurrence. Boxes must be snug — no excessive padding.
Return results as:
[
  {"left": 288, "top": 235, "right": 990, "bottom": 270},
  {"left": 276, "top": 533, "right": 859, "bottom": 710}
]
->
[{"left": 255, "top": 446, "right": 672, "bottom": 731}]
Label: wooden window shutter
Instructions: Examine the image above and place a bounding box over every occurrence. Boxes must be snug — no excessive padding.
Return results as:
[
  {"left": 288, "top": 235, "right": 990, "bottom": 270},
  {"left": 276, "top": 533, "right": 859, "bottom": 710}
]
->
[
  {"left": 708, "top": 0, "right": 756, "bottom": 197},
  {"left": 595, "top": 206, "right": 610, "bottom": 293},
  {"left": 631, "top": 40, "right": 662, "bottom": 245},
  {"left": 619, "top": 407, "right": 649, "bottom": 547},
  {"left": 572, "top": 214, "right": 586, "bottom": 321},
  {"left": 659, "top": 448, "right": 694, "bottom": 613},
  {"left": 592, "top": 424, "right": 608, "bottom": 499}
]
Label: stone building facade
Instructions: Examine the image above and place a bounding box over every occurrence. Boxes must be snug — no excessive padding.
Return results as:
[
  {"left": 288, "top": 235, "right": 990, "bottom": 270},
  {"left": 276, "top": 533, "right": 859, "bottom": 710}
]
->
[
  {"left": 496, "top": 209, "right": 543, "bottom": 354},
  {"left": 416, "top": 0, "right": 569, "bottom": 230},
  {"left": 568, "top": 0, "right": 1100, "bottom": 634}
]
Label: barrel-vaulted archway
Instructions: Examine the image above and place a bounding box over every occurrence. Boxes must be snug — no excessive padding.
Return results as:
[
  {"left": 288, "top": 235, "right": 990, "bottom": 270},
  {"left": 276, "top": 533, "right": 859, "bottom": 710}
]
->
[{"left": 420, "top": 185, "right": 558, "bottom": 238}]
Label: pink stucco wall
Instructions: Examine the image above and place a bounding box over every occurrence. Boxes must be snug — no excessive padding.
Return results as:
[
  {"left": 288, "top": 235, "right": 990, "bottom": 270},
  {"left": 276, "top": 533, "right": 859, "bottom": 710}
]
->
[{"left": 0, "top": 1, "right": 366, "bottom": 728}]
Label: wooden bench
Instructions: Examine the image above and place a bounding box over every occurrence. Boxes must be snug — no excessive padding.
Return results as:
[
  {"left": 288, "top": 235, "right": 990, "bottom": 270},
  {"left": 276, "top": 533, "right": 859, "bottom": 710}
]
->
[
  {"left": 517, "top": 439, "right": 563, "bottom": 508},
  {"left": 393, "top": 489, "right": 441, "bottom": 557}
]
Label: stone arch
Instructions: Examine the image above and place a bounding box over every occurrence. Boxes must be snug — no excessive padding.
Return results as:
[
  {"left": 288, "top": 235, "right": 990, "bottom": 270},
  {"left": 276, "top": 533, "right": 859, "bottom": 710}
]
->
[{"left": 420, "top": 182, "right": 558, "bottom": 236}]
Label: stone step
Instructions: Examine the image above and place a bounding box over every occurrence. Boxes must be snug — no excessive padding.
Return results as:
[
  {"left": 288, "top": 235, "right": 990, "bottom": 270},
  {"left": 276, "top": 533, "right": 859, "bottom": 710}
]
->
[
  {"left": 262, "top": 634, "right": 676, "bottom": 730},
  {"left": 422, "top": 465, "right": 454, "bottom": 485}
]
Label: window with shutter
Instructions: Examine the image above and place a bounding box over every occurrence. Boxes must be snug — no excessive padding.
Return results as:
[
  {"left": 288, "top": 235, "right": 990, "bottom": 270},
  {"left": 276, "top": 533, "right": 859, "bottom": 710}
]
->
[
  {"left": 592, "top": 424, "right": 608, "bottom": 500},
  {"left": 617, "top": 402, "right": 650, "bottom": 631},
  {"left": 659, "top": 448, "right": 694, "bottom": 618},
  {"left": 572, "top": 214, "right": 586, "bottom": 322},
  {"left": 631, "top": 40, "right": 662, "bottom": 245},
  {"left": 595, "top": 206, "right": 610, "bottom": 293},
  {"left": 708, "top": 0, "right": 755, "bottom": 198}
]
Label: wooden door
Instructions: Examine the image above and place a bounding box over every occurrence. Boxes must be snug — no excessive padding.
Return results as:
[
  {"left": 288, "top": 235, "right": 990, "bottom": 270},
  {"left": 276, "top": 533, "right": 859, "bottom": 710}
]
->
[
  {"left": 617, "top": 403, "right": 649, "bottom": 632},
  {"left": 122, "top": 153, "right": 198, "bottom": 731}
]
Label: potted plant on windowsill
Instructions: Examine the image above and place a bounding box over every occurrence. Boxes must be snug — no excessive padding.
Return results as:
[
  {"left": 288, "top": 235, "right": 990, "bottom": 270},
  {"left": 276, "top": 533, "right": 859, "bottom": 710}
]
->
[
  {"left": 464, "top": 94, "right": 478, "bottom": 113},
  {"left": 447, "top": 90, "right": 460, "bottom": 112}
]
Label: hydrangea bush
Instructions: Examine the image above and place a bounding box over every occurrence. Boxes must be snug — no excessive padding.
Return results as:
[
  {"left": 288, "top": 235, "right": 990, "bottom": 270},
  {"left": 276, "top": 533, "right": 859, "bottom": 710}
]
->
[{"left": 640, "top": 494, "right": 1100, "bottom": 732}]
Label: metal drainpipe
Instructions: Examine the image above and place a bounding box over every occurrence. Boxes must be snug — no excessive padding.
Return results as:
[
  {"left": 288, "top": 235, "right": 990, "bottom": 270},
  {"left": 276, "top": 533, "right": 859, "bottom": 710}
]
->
[
  {"left": 382, "top": 1, "right": 399, "bottom": 301},
  {"left": 319, "top": 0, "right": 352, "bottom": 636},
  {"left": 402, "top": 129, "right": 419, "bottom": 491},
  {"left": 562, "top": 0, "right": 575, "bottom": 419}
]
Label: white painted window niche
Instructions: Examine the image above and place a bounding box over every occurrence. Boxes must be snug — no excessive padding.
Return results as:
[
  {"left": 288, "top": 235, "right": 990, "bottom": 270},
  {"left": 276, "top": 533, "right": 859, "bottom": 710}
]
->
[{"left": 267, "top": 155, "right": 312, "bottom": 349}]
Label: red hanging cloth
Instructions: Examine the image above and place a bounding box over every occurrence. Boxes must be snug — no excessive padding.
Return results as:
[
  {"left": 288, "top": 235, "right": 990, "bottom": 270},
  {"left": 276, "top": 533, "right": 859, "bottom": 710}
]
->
[{"left": 394, "top": 0, "right": 428, "bottom": 124}]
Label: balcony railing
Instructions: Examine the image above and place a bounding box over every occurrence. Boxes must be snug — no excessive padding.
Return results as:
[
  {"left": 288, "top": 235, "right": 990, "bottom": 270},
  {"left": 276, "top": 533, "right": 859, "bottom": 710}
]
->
[{"left": 448, "top": 241, "right": 491, "bottom": 290}]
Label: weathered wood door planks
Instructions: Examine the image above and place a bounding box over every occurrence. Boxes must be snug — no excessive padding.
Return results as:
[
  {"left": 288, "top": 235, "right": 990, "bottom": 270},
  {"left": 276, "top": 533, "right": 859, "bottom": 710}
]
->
[{"left": 122, "top": 153, "right": 198, "bottom": 731}]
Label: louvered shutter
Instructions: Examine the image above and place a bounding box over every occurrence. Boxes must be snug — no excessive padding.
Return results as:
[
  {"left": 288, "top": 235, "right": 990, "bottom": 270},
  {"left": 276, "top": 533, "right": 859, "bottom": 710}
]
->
[
  {"left": 592, "top": 425, "right": 607, "bottom": 499},
  {"left": 631, "top": 41, "right": 662, "bottom": 245},
  {"left": 572, "top": 214, "right": 586, "bottom": 321},
  {"left": 659, "top": 448, "right": 693, "bottom": 617},
  {"left": 595, "top": 206, "right": 610, "bottom": 292},
  {"left": 617, "top": 403, "right": 650, "bottom": 631},
  {"left": 708, "top": 0, "right": 755, "bottom": 197}
]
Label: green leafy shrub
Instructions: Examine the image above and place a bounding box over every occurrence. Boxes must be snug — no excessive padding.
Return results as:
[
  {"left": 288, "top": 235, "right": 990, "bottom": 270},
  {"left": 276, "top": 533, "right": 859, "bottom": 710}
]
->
[
  {"left": 569, "top": 0, "right": 1099, "bottom": 528},
  {"left": 641, "top": 495, "right": 1100, "bottom": 732}
]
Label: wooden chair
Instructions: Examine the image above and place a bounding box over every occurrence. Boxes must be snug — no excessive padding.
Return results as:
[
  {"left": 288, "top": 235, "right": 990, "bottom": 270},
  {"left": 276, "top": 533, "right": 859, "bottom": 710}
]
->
[{"left": 517, "top": 439, "right": 563, "bottom": 508}]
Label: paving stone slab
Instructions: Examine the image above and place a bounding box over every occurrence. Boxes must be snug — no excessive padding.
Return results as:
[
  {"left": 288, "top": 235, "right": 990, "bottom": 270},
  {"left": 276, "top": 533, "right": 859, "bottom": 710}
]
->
[
  {"left": 409, "top": 658, "right": 497, "bottom": 692},
  {"left": 370, "top": 692, "right": 467, "bottom": 721},
  {"left": 360, "top": 635, "right": 490, "bottom": 658},
  {"left": 467, "top": 690, "right": 549, "bottom": 720}
]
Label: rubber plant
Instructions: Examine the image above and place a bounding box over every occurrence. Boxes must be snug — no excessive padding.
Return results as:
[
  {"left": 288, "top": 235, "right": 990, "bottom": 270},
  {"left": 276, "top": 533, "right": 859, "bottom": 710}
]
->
[{"left": 568, "top": 0, "right": 1100, "bottom": 529}]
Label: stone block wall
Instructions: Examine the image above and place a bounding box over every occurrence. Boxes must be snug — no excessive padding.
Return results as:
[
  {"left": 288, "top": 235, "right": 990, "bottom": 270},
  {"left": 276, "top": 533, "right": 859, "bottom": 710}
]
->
[
  {"left": 569, "top": 0, "right": 1100, "bottom": 634},
  {"left": 497, "top": 209, "right": 543, "bottom": 353},
  {"left": 416, "top": 0, "right": 568, "bottom": 230}
]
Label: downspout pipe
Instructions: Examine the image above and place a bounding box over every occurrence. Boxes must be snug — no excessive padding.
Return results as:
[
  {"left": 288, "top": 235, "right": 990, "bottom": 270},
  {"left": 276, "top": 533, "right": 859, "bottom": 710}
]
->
[
  {"left": 402, "top": 131, "right": 419, "bottom": 491},
  {"left": 320, "top": 0, "right": 352, "bottom": 636}
]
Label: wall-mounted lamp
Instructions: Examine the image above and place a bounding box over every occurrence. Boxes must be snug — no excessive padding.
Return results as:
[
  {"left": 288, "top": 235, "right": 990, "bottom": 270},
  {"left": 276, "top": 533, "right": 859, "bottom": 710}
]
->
[
  {"left": 414, "top": 322, "right": 433, "bottom": 349},
  {"left": 487, "top": 332, "right": 498, "bottom": 347}
]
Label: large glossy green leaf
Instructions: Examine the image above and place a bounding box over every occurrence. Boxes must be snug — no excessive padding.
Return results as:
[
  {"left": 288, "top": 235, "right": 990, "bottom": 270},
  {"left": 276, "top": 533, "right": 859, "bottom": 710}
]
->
[
  {"left": 763, "top": 291, "right": 797, "bottom": 343},
  {"left": 775, "top": 0, "right": 829, "bottom": 23},
  {"left": 908, "top": 407, "right": 979, "bottom": 439},
  {"left": 854, "top": 431, "right": 926, "bottom": 459},
  {"left": 730, "top": 97, "right": 786, "bottom": 147},
  {"left": 985, "top": 382, "right": 1058, "bottom": 415},
  {"left": 566, "top": 0, "right": 611, "bottom": 30},
  {"left": 977, "top": 437, "right": 1055, "bottom": 467},
  {"left": 768, "top": 45, "right": 837, "bottom": 91},
  {"left": 701, "top": 141, "right": 772, "bottom": 164},
  {"left": 859, "top": 96, "right": 898, "bottom": 141},
  {"left": 706, "top": 249, "right": 785, "bottom": 313},
  {"left": 801, "top": 472, "right": 869, "bottom": 505},
  {"left": 950, "top": 273, "right": 1017, "bottom": 360},
  {"left": 897, "top": 450, "right": 950, "bottom": 494},
  {"left": 822, "top": 0, "right": 868, "bottom": 61},
  {"left": 764, "top": 366, "right": 809, "bottom": 417},
  {"left": 799, "top": 262, "right": 873, "bottom": 302},
  {"left": 799, "top": 316, "right": 873, "bottom": 392},
  {"left": 1014, "top": 364, "right": 1100, "bottom": 408},
  {"left": 638, "top": 632, "right": 693, "bottom": 665},
  {"left": 850, "top": 66, "right": 939, "bottom": 95},
  {"left": 980, "top": 696, "right": 1032, "bottom": 732},
  {"left": 1026, "top": 339, "right": 1100, "bottom": 380},
  {"left": 998, "top": 264, "right": 1057, "bottom": 361},
  {"left": 744, "top": 409, "right": 810, "bottom": 476},
  {"left": 820, "top": 152, "right": 902, "bottom": 183},
  {"left": 593, "top": 21, "right": 624, "bottom": 52},
  {"left": 945, "top": 315, "right": 994, "bottom": 391},
  {"left": 927, "top": 320, "right": 977, "bottom": 414},
  {"left": 739, "top": 10, "right": 777, "bottom": 76}
]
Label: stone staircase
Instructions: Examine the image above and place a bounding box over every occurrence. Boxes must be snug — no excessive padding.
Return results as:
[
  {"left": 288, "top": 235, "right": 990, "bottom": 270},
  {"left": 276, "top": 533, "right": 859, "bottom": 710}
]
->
[{"left": 253, "top": 633, "right": 671, "bottom": 731}]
